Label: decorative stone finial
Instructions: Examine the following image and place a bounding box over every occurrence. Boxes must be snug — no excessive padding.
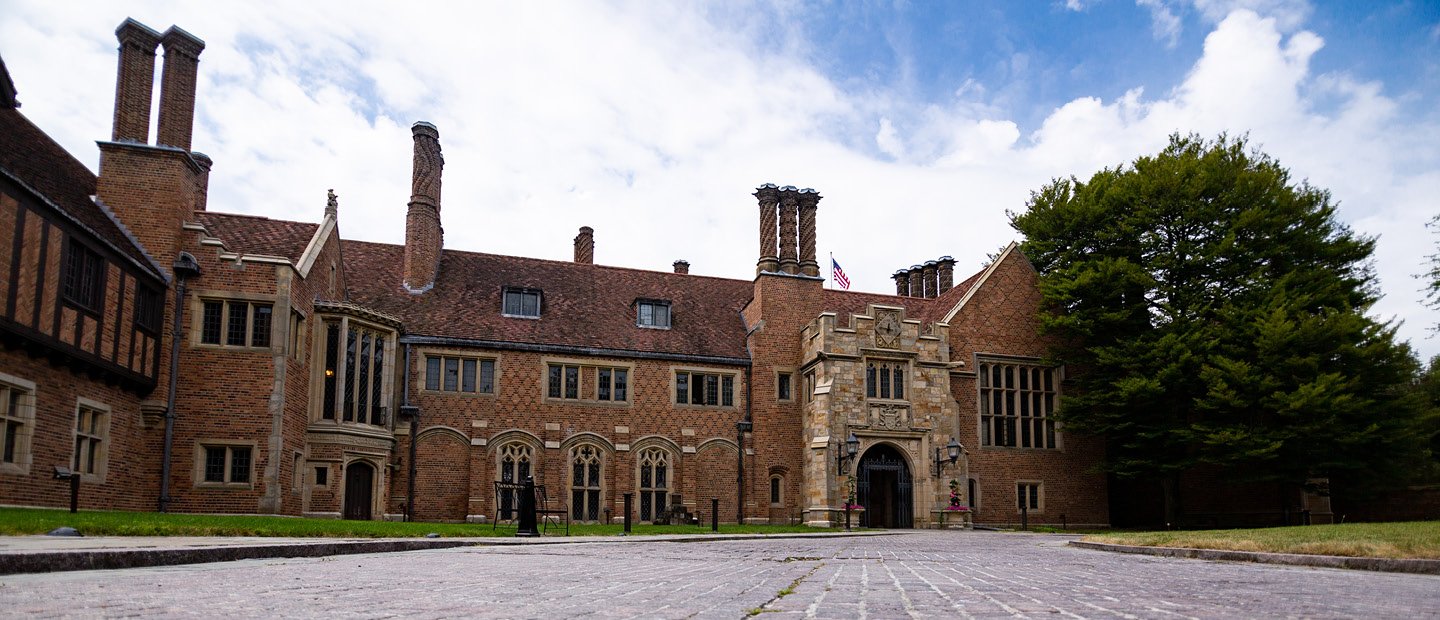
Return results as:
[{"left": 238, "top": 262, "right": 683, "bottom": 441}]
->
[{"left": 325, "top": 189, "right": 338, "bottom": 218}]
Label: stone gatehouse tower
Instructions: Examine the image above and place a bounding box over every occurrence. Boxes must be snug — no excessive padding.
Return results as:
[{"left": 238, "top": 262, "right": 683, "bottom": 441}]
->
[{"left": 0, "top": 18, "right": 1110, "bottom": 528}]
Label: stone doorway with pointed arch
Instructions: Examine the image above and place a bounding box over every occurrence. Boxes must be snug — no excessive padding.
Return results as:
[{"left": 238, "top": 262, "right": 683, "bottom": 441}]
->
[{"left": 857, "top": 443, "right": 914, "bottom": 528}]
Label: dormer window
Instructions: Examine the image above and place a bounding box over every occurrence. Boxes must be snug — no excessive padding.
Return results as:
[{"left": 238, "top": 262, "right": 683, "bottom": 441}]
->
[
  {"left": 503, "top": 288, "right": 542, "bottom": 318},
  {"left": 637, "top": 300, "right": 671, "bottom": 329}
]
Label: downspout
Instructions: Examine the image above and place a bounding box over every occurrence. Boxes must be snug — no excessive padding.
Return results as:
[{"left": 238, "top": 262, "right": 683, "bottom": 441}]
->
[
  {"left": 738, "top": 317, "right": 763, "bottom": 524},
  {"left": 159, "top": 252, "right": 201, "bottom": 512},
  {"left": 401, "top": 343, "right": 418, "bottom": 522}
]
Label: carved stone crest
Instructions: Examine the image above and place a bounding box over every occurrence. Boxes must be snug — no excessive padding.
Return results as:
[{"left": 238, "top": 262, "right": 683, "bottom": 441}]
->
[
  {"left": 875, "top": 310, "right": 902, "bottom": 349},
  {"left": 872, "top": 404, "right": 909, "bottom": 430}
]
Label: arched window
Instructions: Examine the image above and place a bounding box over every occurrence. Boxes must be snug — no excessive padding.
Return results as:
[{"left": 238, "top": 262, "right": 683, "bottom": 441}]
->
[
  {"left": 638, "top": 448, "right": 671, "bottom": 522},
  {"left": 570, "top": 445, "right": 603, "bottom": 522},
  {"left": 496, "top": 443, "right": 532, "bottom": 520},
  {"left": 770, "top": 475, "right": 783, "bottom": 506}
]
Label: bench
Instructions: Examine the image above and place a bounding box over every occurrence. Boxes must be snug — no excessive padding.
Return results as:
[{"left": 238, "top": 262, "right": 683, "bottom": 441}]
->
[{"left": 493, "top": 480, "right": 569, "bottom": 535}]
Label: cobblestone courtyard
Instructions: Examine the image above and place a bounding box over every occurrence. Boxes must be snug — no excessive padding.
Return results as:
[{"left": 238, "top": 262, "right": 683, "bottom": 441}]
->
[{"left": 1, "top": 531, "right": 1436, "bottom": 618}]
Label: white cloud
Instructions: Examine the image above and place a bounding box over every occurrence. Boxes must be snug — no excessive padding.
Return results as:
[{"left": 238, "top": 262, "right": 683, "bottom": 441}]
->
[
  {"left": 1137, "top": 0, "right": 1184, "bottom": 48},
  {"left": 1191, "top": 0, "right": 1311, "bottom": 31},
  {"left": 2, "top": 1, "right": 1435, "bottom": 358}
]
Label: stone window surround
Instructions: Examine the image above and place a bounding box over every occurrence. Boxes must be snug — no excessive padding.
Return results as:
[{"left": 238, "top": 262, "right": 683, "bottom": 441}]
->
[
  {"left": 420, "top": 348, "right": 500, "bottom": 396},
  {"left": 774, "top": 367, "right": 795, "bottom": 402},
  {"left": 193, "top": 439, "right": 256, "bottom": 488},
  {"left": 864, "top": 357, "right": 910, "bottom": 402},
  {"left": 672, "top": 365, "right": 740, "bottom": 409},
  {"left": 540, "top": 356, "right": 634, "bottom": 406},
  {"left": 189, "top": 289, "right": 277, "bottom": 350},
  {"left": 769, "top": 474, "right": 784, "bottom": 506},
  {"left": 1016, "top": 480, "right": 1044, "bottom": 513},
  {"left": 310, "top": 313, "right": 397, "bottom": 426},
  {"left": 72, "top": 397, "right": 111, "bottom": 483},
  {"left": 0, "top": 372, "right": 37, "bottom": 476},
  {"left": 636, "top": 445, "right": 674, "bottom": 522}
]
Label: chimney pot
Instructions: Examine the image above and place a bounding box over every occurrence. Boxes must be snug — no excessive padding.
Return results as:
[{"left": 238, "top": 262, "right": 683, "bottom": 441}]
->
[
  {"left": 937, "top": 256, "right": 956, "bottom": 294},
  {"left": 574, "top": 226, "right": 595, "bottom": 264},
  {"left": 798, "top": 190, "right": 821, "bottom": 277},
  {"left": 777, "top": 189, "right": 800, "bottom": 274},
  {"left": 673, "top": 260, "right": 690, "bottom": 274},
  {"left": 754, "top": 183, "right": 780, "bottom": 274},
  {"left": 893, "top": 270, "right": 911, "bottom": 296},
  {"left": 907, "top": 265, "right": 924, "bottom": 299},
  {"left": 922, "top": 260, "right": 939, "bottom": 298}
]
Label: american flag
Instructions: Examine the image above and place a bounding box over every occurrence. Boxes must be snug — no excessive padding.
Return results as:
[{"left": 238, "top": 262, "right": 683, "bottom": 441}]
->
[{"left": 831, "top": 256, "right": 851, "bottom": 290}]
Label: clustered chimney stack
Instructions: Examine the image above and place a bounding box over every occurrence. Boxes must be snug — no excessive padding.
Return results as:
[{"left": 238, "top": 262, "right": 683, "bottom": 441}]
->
[
  {"left": 673, "top": 260, "right": 690, "bottom": 274},
  {"left": 97, "top": 18, "right": 207, "bottom": 268},
  {"left": 893, "top": 256, "right": 956, "bottom": 298},
  {"left": 574, "top": 227, "right": 594, "bottom": 264},
  {"left": 754, "top": 184, "right": 822, "bottom": 276},
  {"left": 155, "top": 26, "right": 205, "bottom": 150},
  {"left": 111, "top": 19, "right": 161, "bottom": 143},
  {"left": 402, "top": 121, "right": 444, "bottom": 293}
]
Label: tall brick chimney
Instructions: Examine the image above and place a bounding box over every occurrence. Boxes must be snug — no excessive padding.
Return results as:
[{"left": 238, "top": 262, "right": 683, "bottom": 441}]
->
[
  {"left": 922, "top": 260, "right": 938, "bottom": 298},
  {"left": 797, "top": 189, "right": 821, "bottom": 277},
  {"left": 778, "top": 187, "right": 800, "bottom": 275},
  {"left": 755, "top": 184, "right": 780, "bottom": 274},
  {"left": 402, "top": 121, "right": 444, "bottom": 293},
  {"left": 111, "top": 19, "right": 161, "bottom": 143},
  {"left": 907, "top": 265, "right": 924, "bottom": 298},
  {"left": 893, "top": 270, "right": 910, "bottom": 296},
  {"left": 574, "top": 226, "right": 594, "bottom": 264},
  {"left": 673, "top": 260, "right": 690, "bottom": 274},
  {"left": 937, "top": 256, "right": 955, "bottom": 294},
  {"left": 96, "top": 18, "right": 208, "bottom": 270},
  {"left": 155, "top": 26, "right": 205, "bottom": 151}
]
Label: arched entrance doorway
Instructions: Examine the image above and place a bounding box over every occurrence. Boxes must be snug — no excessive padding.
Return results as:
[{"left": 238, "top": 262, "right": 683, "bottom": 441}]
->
[
  {"left": 343, "top": 461, "right": 374, "bottom": 520},
  {"left": 857, "top": 443, "right": 913, "bottom": 528}
]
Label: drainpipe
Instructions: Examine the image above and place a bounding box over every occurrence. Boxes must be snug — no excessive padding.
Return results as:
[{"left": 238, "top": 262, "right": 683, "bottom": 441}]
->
[
  {"left": 159, "top": 252, "right": 201, "bottom": 512},
  {"left": 400, "top": 343, "right": 419, "bottom": 522},
  {"left": 737, "top": 317, "right": 762, "bottom": 524}
]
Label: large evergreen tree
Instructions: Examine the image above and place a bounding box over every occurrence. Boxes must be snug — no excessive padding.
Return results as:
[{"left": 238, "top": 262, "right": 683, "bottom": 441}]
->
[{"left": 1011, "top": 134, "right": 1426, "bottom": 521}]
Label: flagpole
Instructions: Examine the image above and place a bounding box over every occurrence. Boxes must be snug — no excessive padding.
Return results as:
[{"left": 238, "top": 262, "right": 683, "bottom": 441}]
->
[{"left": 828, "top": 252, "right": 833, "bottom": 290}]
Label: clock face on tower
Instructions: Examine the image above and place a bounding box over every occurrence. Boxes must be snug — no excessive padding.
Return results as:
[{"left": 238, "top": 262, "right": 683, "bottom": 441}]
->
[{"left": 876, "top": 311, "right": 902, "bottom": 349}]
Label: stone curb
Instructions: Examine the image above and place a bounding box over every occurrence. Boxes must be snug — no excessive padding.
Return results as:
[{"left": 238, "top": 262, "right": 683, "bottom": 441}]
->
[
  {"left": 0, "top": 531, "right": 898, "bottom": 575},
  {"left": 1068, "top": 540, "right": 1440, "bottom": 575}
]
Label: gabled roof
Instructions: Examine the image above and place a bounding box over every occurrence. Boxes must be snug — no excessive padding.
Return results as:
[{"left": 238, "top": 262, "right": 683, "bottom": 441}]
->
[
  {"left": 0, "top": 56, "right": 17, "bottom": 109},
  {"left": 193, "top": 211, "right": 318, "bottom": 262},
  {"left": 0, "top": 106, "right": 163, "bottom": 280},
  {"left": 342, "top": 240, "right": 755, "bottom": 361}
]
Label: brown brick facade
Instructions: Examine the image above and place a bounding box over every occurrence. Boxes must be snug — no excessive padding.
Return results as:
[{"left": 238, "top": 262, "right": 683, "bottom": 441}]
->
[{"left": 1, "top": 18, "right": 1117, "bottom": 528}]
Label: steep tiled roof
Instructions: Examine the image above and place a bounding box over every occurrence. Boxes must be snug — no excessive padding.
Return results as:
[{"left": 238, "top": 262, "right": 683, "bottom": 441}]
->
[
  {"left": 818, "top": 263, "right": 987, "bottom": 326},
  {"left": 343, "top": 240, "right": 755, "bottom": 361},
  {"left": 193, "top": 212, "right": 318, "bottom": 262},
  {"left": 0, "top": 107, "right": 161, "bottom": 279}
]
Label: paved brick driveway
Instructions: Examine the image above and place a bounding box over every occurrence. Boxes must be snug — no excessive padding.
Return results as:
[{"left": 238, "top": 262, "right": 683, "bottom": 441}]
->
[{"left": 1, "top": 531, "right": 1435, "bottom": 618}]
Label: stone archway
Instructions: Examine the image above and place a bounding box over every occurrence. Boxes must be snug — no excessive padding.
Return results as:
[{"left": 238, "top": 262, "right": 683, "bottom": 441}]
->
[{"left": 857, "top": 443, "right": 913, "bottom": 528}]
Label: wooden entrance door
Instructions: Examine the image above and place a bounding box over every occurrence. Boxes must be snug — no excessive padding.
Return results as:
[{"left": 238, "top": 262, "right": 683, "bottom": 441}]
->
[{"left": 343, "top": 461, "right": 374, "bottom": 520}]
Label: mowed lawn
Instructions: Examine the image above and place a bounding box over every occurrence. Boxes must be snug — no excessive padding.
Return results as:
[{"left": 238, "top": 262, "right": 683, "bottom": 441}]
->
[
  {"left": 1085, "top": 521, "right": 1440, "bottom": 559},
  {"left": 0, "top": 507, "right": 834, "bottom": 538}
]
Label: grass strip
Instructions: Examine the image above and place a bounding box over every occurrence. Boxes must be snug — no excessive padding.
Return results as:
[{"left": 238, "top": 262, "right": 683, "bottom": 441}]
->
[
  {"left": 1084, "top": 521, "right": 1440, "bottom": 559},
  {"left": 0, "top": 507, "right": 837, "bottom": 538}
]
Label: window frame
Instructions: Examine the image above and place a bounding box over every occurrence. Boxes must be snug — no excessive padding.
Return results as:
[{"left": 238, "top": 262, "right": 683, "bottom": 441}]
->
[
  {"left": 134, "top": 285, "right": 164, "bottom": 335},
  {"left": 1016, "top": 480, "right": 1043, "bottom": 513},
  {"left": 0, "top": 373, "right": 37, "bottom": 476},
  {"left": 543, "top": 359, "right": 632, "bottom": 405},
  {"left": 502, "top": 287, "right": 543, "bottom": 319},
  {"left": 864, "top": 359, "right": 909, "bottom": 401},
  {"left": 636, "top": 299, "right": 672, "bottom": 329},
  {"left": 62, "top": 238, "right": 105, "bottom": 314},
  {"left": 978, "top": 359, "right": 1061, "bottom": 450},
  {"left": 422, "top": 352, "right": 498, "bottom": 396},
  {"left": 769, "top": 475, "right": 784, "bottom": 507},
  {"left": 71, "top": 398, "right": 110, "bottom": 482},
  {"left": 313, "top": 315, "right": 395, "bottom": 426},
  {"left": 673, "top": 367, "right": 740, "bottom": 409},
  {"left": 776, "top": 370, "right": 794, "bottom": 402},
  {"left": 195, "top": 296, "right": 275, "bottom": 350},
  {"left": 195, "top": 441, "right": 256, "bottom": 487}
]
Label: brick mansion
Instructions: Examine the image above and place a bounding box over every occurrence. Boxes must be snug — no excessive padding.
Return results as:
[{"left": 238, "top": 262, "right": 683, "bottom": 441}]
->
[{"left": 0, "top": 19, "right": 1112, "bottom": 528}]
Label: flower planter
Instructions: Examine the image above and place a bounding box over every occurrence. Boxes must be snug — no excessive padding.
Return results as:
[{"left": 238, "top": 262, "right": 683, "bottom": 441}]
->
[{"left": 935, "top": 509, "right": 973, "bottom": 529}]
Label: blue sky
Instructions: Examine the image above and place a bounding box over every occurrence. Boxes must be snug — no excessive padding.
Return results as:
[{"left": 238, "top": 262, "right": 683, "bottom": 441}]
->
[{"left": 2, "top": 0, "right": 1438, "bottom": 357}]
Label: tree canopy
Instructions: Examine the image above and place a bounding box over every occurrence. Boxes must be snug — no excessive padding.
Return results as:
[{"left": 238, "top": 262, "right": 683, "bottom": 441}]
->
[{"left": 1010, "top": 134, "right": 1427, "bottom": 498}]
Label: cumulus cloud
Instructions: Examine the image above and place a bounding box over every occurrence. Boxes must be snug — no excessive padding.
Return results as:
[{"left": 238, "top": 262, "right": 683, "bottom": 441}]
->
[
  {"left": 1, "top": 1, "right": 1434, "bottom": 357},
  {"left": 1137, "top": 0, "right": 1184, "bottom": 47}
]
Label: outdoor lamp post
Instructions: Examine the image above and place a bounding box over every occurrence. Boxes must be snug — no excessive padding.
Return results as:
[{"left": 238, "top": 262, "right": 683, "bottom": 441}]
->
[
  {"left": 933, "top": 438, "right": 962, "bottom": 477},
  {"left": 836, "top": 432, "right": 859, "bottom": 531}
]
